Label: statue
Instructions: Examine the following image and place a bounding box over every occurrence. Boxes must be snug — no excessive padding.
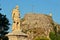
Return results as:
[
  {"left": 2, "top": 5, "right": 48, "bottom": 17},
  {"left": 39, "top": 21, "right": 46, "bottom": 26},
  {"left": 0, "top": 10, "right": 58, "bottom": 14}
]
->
[
  {"left": 12, "top": 5, "right": 20, "bottom": 32},
  {"left": 49, "top": 12, "right": 52, "bottom": 17}
]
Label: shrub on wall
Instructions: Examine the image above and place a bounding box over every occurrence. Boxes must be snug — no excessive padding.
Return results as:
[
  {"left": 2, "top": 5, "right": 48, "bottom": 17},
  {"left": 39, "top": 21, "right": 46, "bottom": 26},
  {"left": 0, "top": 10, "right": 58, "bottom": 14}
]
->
[
  {"left": 34, "top": 36, "right": 49, "bottom": 40},
  {"left": 49, "top": 32, "right": 60, "bottom": 40}
]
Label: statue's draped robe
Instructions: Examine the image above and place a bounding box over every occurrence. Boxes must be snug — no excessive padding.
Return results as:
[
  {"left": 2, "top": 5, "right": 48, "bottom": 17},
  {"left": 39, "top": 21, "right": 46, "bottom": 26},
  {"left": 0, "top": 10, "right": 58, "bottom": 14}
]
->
[{"left": 12, "top": 7, "right": 20, "bottom": 32}]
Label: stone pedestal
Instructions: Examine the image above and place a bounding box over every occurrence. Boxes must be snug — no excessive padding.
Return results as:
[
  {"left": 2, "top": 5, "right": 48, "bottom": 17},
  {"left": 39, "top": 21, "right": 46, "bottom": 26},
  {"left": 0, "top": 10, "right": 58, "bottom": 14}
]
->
[{"left": 6, "top": 31, "right": 28, "bottom": 40}]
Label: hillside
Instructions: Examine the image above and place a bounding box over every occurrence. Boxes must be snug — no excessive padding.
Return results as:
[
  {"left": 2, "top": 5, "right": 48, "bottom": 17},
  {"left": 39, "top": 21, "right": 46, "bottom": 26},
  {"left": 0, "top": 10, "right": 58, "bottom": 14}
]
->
[{"left": 20, "top": 13, "right": 60, "bottom": 40}]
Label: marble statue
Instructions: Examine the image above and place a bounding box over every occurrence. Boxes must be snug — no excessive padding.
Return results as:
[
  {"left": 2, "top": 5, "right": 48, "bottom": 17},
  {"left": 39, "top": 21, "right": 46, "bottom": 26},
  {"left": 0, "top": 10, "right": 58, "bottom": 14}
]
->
[
  {"left": 12, "top": 5, "right": 20, "bottom": 32},
  {"left": 6, "top": 5, "right": 28, "bottom": 40}
]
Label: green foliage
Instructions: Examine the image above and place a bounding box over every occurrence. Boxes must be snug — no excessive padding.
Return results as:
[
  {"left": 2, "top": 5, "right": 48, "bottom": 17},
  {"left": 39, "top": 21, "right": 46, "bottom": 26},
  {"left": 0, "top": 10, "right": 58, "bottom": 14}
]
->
[
  {"left": 34, "top": 36, "right": 49, "bottom": 40},
  {"left": 0, "top": 13, "right": 10, "bottom": 40},
  {"left": 0, "top": 13, "right": 10, "bottom": 36},
  {"left": 0, "top": 36, "right": 8, "bottom": 40},
  {"left": 53, "top": 25, "right": 57, "bottom": 35},
  {"left": 49, "top": 32, "right": 60, "bottom": 40},
  {"left": 49, "top": 23, "right": 60, "bottom": 40},
  {"left": 49, "top": 32, "right": 56, "bottom": 40}
]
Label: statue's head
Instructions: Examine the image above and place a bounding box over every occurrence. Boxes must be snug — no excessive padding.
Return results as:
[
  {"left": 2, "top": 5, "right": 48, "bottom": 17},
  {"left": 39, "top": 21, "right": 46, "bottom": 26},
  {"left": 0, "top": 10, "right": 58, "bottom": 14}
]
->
[{"left": 15, "top": 5, "right": 19, "bottom": 9}]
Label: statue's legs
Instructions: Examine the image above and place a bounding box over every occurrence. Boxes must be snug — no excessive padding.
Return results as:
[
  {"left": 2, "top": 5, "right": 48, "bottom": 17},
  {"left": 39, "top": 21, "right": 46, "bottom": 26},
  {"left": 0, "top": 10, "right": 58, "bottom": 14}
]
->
[{"left": 12, "top": 17, "right": 20, "bottom": 31}]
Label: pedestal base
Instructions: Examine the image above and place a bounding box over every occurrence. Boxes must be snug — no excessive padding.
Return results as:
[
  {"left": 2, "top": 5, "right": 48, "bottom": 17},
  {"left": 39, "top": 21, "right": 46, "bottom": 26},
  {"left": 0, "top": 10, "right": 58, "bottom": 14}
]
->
[{"left": 6, "top": 31, "right": 28, "bottom": 40}]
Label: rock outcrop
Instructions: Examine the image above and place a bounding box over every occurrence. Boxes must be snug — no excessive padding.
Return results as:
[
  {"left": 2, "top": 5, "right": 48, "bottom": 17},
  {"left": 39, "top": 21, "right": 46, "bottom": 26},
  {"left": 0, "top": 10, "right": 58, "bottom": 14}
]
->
[{"left": 21, "top": 13, "right": 54, "bottom": 40}]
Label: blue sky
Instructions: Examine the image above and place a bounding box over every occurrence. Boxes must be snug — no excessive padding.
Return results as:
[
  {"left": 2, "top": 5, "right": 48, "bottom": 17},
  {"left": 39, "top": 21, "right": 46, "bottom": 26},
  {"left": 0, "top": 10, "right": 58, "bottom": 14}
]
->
[{"left": 0, "top": 0, "right": 60, "bottom": 32}]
